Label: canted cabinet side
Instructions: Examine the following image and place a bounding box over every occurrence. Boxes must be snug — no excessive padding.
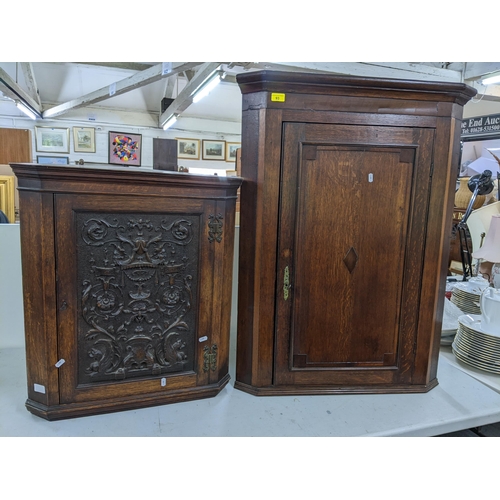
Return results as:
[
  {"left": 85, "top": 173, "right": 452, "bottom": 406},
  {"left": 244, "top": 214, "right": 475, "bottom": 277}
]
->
[
  {"left": 235, "top": 71, "right": 476, "bottom": 396},
  {"left": 11, "top": 164, "right": 241, "bottom": 420}
]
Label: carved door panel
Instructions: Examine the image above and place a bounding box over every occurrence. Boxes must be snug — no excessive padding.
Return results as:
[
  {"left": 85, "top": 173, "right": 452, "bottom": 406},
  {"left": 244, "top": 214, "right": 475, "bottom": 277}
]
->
[
  {"left": 274, "top": 122, "right": 435, "bottom": 387},
  {"left": 55, "top": 194, "right": 215, "bottom": 404}
]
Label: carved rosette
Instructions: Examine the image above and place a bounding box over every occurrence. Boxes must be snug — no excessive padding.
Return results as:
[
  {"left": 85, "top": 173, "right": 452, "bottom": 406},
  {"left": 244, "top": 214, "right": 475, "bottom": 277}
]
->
[{"left": 77, "top": 214, "right": 199, "bottom": 383}]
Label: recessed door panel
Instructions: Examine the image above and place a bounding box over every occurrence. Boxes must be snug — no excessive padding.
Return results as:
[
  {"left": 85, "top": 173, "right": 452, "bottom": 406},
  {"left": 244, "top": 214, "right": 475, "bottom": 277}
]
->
[{"left": 274, "top": 123, "right": 434, "bottom": 386}]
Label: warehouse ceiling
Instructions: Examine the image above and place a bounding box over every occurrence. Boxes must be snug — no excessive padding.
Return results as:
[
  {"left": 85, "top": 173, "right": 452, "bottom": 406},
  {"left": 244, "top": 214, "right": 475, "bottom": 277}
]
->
[{"left": 1, "top": 62, "right": 500, "bottom": 127}]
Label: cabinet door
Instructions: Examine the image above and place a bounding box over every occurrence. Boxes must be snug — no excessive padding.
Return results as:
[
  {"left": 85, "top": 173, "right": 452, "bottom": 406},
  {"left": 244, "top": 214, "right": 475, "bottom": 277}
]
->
[
  {"left": 54, "top": 194, "right": 214, "bottom": 404},
  {"left": 274, "top": 122, "right": 435, "bottom": 387}
]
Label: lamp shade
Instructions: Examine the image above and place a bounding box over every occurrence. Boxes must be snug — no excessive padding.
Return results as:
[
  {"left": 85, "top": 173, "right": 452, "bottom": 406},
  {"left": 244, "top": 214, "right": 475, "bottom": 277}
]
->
[
  {"left": 472, "top": 214, "right": 500, "bottom": 262},
  {"left": 467, "top": 201, "right": 500, "bottom": 257}
]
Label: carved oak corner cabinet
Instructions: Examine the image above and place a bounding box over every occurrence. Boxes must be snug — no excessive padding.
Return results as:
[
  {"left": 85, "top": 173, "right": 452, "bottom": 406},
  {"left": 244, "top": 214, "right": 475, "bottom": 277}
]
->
[
  {"left": 10, "top": 163, "right": 241, "bottom": 420},
  {"left": 235, "top": 71, "right": 476, "bottom": 396}
]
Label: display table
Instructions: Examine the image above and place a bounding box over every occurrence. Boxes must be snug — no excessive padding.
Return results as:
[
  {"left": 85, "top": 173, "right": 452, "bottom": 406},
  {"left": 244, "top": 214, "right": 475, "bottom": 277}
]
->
[
  {"left": 440, "top": 345, "right": 500, "bottom": 395},
  {"left": 2, "top": 345, "right": 500, "bottom": 436}
]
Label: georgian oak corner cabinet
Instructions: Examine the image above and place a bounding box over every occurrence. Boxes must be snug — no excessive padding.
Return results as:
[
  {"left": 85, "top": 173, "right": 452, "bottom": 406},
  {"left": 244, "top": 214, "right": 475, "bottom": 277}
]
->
[
  {"left": 235, "top": 70, "right": 476, "bottom": 396},
  {"left": 10, "top": 163, "right": 242, "bottom": 420}
]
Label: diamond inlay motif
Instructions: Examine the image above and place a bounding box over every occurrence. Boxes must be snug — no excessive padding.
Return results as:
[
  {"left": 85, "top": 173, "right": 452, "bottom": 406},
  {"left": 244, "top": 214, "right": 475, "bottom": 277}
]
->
[{"left": 343, "top": 247, "right": 359, "bottom": 274}]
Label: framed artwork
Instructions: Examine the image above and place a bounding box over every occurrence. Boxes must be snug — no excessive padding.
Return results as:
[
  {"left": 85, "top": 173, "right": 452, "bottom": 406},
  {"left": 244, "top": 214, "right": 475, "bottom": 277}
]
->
[
  {"left": 37, "top": 156, "right": 69, "bottom": 165},
  {"left": 109, "top": 132, "right": 142, "bottom": 166},
  {"left": 202, "top": 140, "right": 226, "bottom": 161},
  {"left": 73, "top": 127, "right": 96, "bottom": 153},
  {"left": 0, "top": 175, "right": 15, "bottom": 223},
  {"left": 177, "top": 138, "right": 200, "bottom": 160},
  {"left": 225, "top": 142, "right": 240, "bottom": 162},
  {"left": 35, "top": 126, "right": 70, "bottom": 153}
]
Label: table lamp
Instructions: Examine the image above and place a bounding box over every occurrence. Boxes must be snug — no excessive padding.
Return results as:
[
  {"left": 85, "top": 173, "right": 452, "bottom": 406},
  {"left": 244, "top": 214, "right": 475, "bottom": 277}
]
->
[
  {"left": 467, "top": 201, "right": 500, "bottom": 269},
  {"left": 472, "top": 214, "right": 500, "bottom": 288},
  {"left": 457, "top": 170, "right": 495, "bottom": 279}
]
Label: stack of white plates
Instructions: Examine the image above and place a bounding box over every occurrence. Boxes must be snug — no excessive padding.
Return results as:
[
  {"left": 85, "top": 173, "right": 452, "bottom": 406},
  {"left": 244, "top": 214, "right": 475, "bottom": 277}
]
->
[
  {"left": 450, "top": 282, "right": 482, "bottom": 315},
  {"left": 452, "top": 314, "right": 500, "bottom": 374}
]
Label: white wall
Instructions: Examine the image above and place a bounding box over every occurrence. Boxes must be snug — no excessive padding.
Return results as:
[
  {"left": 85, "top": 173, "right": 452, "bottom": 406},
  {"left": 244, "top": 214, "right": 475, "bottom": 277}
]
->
[
  {"left": 464, "top": 99, "right": 500, "bottom": 120},
  {"left": 0, "top": 224, "right": 25, "bottom": 348},
  {"left": 0, "top": 102, "right": 241, "bottom": 172}
]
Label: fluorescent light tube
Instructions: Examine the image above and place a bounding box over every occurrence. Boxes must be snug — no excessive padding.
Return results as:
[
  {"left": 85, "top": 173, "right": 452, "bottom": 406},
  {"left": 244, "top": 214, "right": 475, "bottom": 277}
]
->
[
  {"left": 192, "top": 74, "right": 222, "bottom": 103},
  {"left": 162, "top": 114, "right": 177, "bottom": 130},
  {"left": 482, "top": 73, "right": 500, "bottom": 86},
  {"left": 16, "top": 101, "right": 37, "bottom": 120}
]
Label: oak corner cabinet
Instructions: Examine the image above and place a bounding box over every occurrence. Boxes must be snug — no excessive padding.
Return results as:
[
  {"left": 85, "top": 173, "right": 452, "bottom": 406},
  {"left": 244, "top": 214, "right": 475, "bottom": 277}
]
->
[
  {"left": 10, "top": 163, "right": 241, "bottom": 420},
  {"left": 235, "top": 70, "right": 476, "bottom": 396}
]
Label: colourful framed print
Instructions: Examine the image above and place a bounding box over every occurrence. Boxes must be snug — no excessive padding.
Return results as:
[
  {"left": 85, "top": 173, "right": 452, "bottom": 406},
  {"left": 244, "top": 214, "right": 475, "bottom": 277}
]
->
[{"left": 109, "top": 132, "right": 142, "bottom": 166}]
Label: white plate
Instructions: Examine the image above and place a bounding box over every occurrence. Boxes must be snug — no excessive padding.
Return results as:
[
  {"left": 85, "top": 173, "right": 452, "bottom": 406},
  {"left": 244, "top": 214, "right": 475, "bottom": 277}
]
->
[
  {"left": 441, "top": 328, "right": 457, "bottom": 337},
  {"left": 452, "top": 345, "right": 500, "bottom": 374},
  {"left": 480, "top": 323, "right": 500, "bottom": 336},
  {"left": 452, "top": 281, "right": 485, "bottom": 295},
  {"left": 458, "top": 314, "right": 500, "bottom": 339}
]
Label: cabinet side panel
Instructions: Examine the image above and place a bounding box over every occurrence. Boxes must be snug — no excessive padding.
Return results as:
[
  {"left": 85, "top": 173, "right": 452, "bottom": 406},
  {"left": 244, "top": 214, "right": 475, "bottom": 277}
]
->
[
  {"left": 415, "top": 114, "right": 462, "bottom": 384},
  {"left": 18, "top": 191, "right": 59, "bottom": 406},
  {"left": 235, "top": 108, "right": 259, "bottom": 385},
  {"left": 236, "top": 105, "right": 283, "bottom": 387},
  {"left": 209, "top": 197, "right": 237, "bottom": 383}
]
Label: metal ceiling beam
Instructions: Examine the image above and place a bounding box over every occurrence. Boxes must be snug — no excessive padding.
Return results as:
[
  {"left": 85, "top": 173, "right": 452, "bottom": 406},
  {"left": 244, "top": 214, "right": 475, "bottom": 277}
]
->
[
  {"left": 464, "top": 62, "right": 500, "bottom": 82},
  {"left": 239, "top": 62, "right": 463, "bottom": 82},
  {"left": 19, "top": 62, "right": 41, "bottom": 107},
  {"left": 163, "top": 76, "right": 176, "bottom": 99},
  {"left": 42, "top": 62, "right": 202, "bottom": 119},
  {"left": 0, "top": 67, "right": 43, "bottom": 116},
  {"left": 76, "top": 62, "right": 156, "bottom": 72},
  {"left": 158, "top": 62, "right": 221, "bottom": 128}
]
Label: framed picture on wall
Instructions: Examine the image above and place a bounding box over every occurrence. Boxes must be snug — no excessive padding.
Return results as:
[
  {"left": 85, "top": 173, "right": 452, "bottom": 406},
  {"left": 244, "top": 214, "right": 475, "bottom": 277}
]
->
[
  {"left": 202, "top": 140, "right": 226, "bottom": 160},
  {"left": 225, "top": 142, "right": 240, "bottom": 162},
  {"left": 35, "top": 126, "right": 70, "bottom": 153},
  {"left": 73, "top": 127, "right": 96, "bottom": 153},
  {"left": 108, "top": 131, "right": 142, "bottom": 166},
  {"left": 177, "top": 138, "right": 200, "bottom": 160},
  {"left": 37, "top": 156, "right": 69, "bottom": 165}
]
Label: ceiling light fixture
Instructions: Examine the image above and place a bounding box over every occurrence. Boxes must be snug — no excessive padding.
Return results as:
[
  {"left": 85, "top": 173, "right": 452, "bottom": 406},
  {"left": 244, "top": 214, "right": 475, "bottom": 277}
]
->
[
  {"left": 162, "top": 114, "right": 177, "bottom": 130},
  {"left": 192, "top": 70, "right": 225, "bottom": 104},
  {"left": 16, "top": 101, "right": 37, "bottom": 120},
  {"left": 481, "top": 73, "right": 500, "bottom": 86}
]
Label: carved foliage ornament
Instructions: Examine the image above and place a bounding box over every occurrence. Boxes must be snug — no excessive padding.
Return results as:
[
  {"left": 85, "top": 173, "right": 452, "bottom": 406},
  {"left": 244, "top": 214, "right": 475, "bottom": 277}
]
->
[
  {"left": 77, "top": 213, "right": 199, "bottom": 384},
  {"left": 208, "top": 213, "right": 223, "bottom": 243}
]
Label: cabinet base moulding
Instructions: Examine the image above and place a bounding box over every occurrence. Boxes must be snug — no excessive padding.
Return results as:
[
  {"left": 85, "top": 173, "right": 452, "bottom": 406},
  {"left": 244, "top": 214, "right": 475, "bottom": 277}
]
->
[
  {"left": 233, "top": 379, "right": 438, "bottom": 396},
  {"left": 26, "top": 374, "right": 230, "bottom": 421}
]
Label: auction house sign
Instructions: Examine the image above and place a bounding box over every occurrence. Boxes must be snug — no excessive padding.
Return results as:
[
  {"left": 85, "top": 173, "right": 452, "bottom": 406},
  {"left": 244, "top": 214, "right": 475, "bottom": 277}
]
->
[{"left": 462, "top": 114, "right": 500, "bottom": 137}]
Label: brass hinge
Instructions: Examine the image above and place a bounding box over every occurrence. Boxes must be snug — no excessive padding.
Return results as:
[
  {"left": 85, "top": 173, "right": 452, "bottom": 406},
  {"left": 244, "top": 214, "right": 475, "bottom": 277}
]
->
[
  {"left": 203, "top": 344, "right": 218, "bottom": 372},
  {"left": 283, "top": 265, "right": 291, "bottom": 301}
]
